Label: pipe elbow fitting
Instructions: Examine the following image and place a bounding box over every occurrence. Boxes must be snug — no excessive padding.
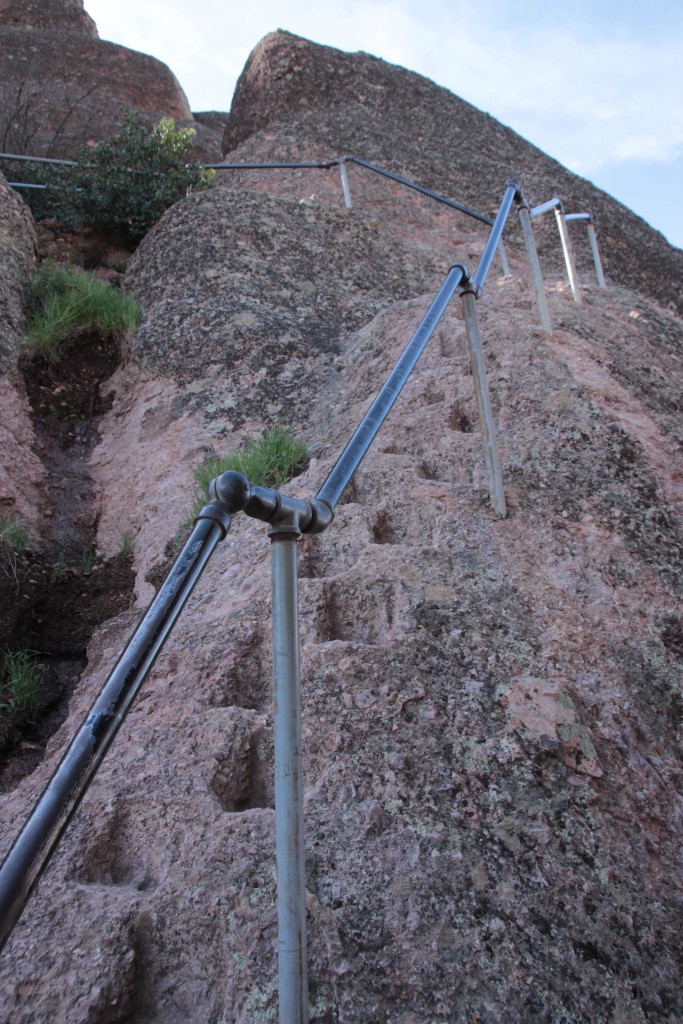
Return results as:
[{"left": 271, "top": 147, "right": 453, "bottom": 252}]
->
[{"left": 209, "top": 470, "right": 251, "bottom": 513}]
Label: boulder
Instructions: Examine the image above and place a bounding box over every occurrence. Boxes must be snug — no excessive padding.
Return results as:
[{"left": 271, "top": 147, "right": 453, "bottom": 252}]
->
[
  {"left": 223, "top": 31, "right": 683, "bottom": 315},
  {"left": 0, "top": 0, "right": 222, "bottom": 160}
]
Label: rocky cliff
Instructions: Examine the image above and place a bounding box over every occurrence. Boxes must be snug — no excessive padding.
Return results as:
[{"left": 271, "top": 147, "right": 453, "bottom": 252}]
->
[
  {"left": 223, "top": 31, "right": 683, "bottom": 318},
  {"left": 0, "top": 0, "right": 223, "bottom": 159},
  {"left": 0, "top": 29, "right": 682, "bottom": 1024}
]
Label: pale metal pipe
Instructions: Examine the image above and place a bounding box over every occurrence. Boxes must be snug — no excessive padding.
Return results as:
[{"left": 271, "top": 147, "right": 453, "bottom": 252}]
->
[
  {"left": 339, "top": 160, "right": 352, "bottom": 209},
  {"left": 460, "top": 290, "right": 507, "bottom": 516},
  {"left": 517, "top": 204, "right": 552, "bottom": 332},
  {"left": 554, "top": 207, "right": 582, "bottom": 304},
  {"left": 587, "top": 222, "right": 607, "bottom": 288},
  {"left": 271, "top": 534, "right": 309, "bottom": 1024}
]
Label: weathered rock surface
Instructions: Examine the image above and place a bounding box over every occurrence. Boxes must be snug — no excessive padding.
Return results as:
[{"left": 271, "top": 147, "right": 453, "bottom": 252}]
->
[
  {"left": 223, "top": 31, "right": 683, "bottom": 316},
  {"left": 0, "top": 31, "right": 682, "bottom": 1024},
  {"left": 0, "top": 173, "right": 42, "bottom": 536},
  {"left": 0, "top": 0, "right": 223, "bottom": 159}
]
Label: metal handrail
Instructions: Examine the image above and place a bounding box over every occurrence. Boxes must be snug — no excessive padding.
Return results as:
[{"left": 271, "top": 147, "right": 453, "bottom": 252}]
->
[
  {"left": 0, "top": 184, "right": 518, "bottom": 1001},
  {"left": 1, "top": 149, "right": 493, "bottom": 227}
]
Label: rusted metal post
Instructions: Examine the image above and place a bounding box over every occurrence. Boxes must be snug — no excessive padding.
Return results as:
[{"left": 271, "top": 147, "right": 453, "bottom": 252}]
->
[
  {"left": 339, "top": 159, "right": 352, "bottom": 209},
  {"left": 460, "top": 287, "right": 507, "bottom": 516},
  {"left": 517, "top": 202, "right": 552, "bottom": 332},
  {"left": 554, "top": 205, "right": 582, "bottom": 303},
  {"left": 270, "top": 525, "right": 309, "bottom": 1024}
]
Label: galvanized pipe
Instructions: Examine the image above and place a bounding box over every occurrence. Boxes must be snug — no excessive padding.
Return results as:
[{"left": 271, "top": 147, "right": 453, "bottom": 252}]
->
[
  {"left": 205, "top": 160, "right": 337, "bottom": 170},
  {"left": 0, "top": 503, "right": 232, "bottom": 953},
  {"left": 554, "top": 206, "right": 582, "bottom": 303},
  {"left": 497, "top": 240, "right": 511, "bottom": 277},
  {"left": 586, "top": 222, "right": 606, "bottom": 288},
  {"left": 270, "top": 530, "right": 309, "bottom": 1024},
  {"left": 315, "top": 263, "right": 466, "bottom": 509},
  {"left": 345, "top": 155, "right": 493, "bottom": 225},
  {"left": 530, "top": 197, "right": 562, "bottom": 218},
  {"left": 460, "top": 289, "right": 507, "bottom": 516},
  {"left": 339, "top": 159, "right": 352, "bottom": 209},
  {"left": 471, "top": 182, "right": 518, "bottom": 291},
  {"left": 517, "top": 203, "right": 552, "bottom": 332}
]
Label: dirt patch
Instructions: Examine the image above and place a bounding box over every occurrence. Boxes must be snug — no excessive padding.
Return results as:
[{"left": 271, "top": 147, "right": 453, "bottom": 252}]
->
[{"left": 0, "top": 331, "right": 134, "bottom": 788}]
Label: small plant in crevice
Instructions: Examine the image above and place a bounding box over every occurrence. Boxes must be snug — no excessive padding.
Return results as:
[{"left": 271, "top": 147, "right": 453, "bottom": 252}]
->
[
  {"left": 80, "top": 545, "right": 98, "bottom": 574},
  {"left": 24, "top": 261, "right": 140, "bottom": 362},
  {"left": 193, "top": 426, "right": 310, "bottom": 516},
  {"left": 0, "top": 650, "right": 43, "bottom": 719},
  {"left": 118, "top": 531, "right": 134, "bottom": 558},
  {"left": 0, "top": 516, "right": 28, "bottom": 557}
]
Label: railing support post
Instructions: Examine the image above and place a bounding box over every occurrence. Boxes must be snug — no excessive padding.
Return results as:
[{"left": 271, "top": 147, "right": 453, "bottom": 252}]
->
[
  {"left": 460, "top": 287, "right": 507, "bottom": 517},
  {"left": 517, "top": 203, "right": 552, "bottom": 332},
  {"left": 339, "top": 159, "right": 352, "bottom": 209},
  {"left": 497, "top": 240, "right": 511, "bottom": 277},
  {"left": 586, "top": 221, "right": 606, "bottom": 288},
  {"left": 270, "top": 526, "right": 309, "bottom": 1024},
  {"left": 554, "top": 205, "right": 582, "bottom": 303}
]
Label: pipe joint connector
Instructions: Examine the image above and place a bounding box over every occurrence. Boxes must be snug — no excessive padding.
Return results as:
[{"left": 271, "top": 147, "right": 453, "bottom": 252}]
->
[
  {"left": 451, "top": 262, "right": 481, "bottom": 299},
  {"left": 194, "top": 502, "right": 232, "bottom": 538}
]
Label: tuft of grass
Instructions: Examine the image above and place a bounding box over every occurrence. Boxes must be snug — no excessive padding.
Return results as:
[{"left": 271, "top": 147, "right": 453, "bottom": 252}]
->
[
  {"left": 194, "top": 426, "right": 309, "bottom": 514},
  {"left": 24, "top": 261, "right": 140, "bottom": 362},
  {"left": 0, "top": 650, "right": 43, "bottom": 718},
  {"left": 81, "top": 545, "right": 98, "bottom": 574},
  {"left": 0, "top": 516, "right": 28, "bottom": 556},
  {"left": 119, "top": 531, "right": 134, "bottom": 557}
]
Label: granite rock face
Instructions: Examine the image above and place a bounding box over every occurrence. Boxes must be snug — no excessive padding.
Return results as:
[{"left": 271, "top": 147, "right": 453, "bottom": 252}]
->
[
  {"left": 223, "top": 30, "right": 683, "bottom": 316},
  {"left": 0, "top": 173, "right": 42, "bottom": 535},
  {"left": 0, "top": 30, "right": 682, "bottom": 1024},
  {"left": 0, "top": 0, "right": 223, "bottom": 159}
]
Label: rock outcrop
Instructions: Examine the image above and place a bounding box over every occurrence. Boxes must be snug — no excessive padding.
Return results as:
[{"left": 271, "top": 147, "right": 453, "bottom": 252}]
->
[
  {"left": 0, "top": 29, "right": 682, "bottom": 1024},
  {"left": 0, "top": 0, "right": 223, "bottom": 159},
  {"left": 223, "top": 31, "right": 683, "bottom": 316},
  {"left": 0, "top": 174, "right": 42, "bottom": 537}
]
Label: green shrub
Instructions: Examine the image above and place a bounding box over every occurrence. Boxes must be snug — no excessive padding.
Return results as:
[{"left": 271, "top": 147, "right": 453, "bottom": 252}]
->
[
  {"left": 25, "top": 261, "right": 140, "bottom": 361},
  {"left": 19, "top": 113, "right": 214, "bottom": 242},
  {"left": 0, "top": 650, "right": 42, "bottom": 718},
  {"left": 193, "top": 426, "right": 310, "bottom": 516},
  {"left": 0, "top": 516, "right": 28, "bottom": 556}
]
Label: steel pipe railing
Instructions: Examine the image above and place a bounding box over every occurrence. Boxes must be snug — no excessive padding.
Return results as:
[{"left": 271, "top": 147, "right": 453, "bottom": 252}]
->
[
  {"left": 315, "top": 263, "right": 466, "bottom": 509},
  {"left": 0, "top": 502, "right": 232, "bottom": 953},
  {"left": 1, "top": 182, "right": 516, "bottom": 1022}
]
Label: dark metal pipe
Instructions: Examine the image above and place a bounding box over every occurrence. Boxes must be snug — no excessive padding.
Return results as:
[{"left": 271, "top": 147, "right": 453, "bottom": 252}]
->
[
  {"left": 315, "top": 264, "right": 466, "bottom": 510},
  {"left": 0, "top": 152, "right": 77, "bottom": 165},
  {"left": 346, "top": 155, "right": 493, "bottom": 225},
  {"left": 471, "top": 182, "right": 518, "bottom": 291},
  {"left": 0, "top": 503, "right": 232, "bottom": 953},
  {"left": 204, "top": 161, "right": 338, "bottom": 170}
]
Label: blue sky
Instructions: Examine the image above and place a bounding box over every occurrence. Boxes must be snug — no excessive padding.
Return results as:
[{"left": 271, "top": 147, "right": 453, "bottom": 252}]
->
[{"left": 85, "top": 0, "right": 683, "bottom": 248}]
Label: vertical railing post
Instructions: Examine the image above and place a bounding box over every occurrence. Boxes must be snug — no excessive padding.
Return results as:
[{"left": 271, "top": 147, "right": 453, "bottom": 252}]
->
[
  {"left": 517, "top": 201, "right": 552, "bottom": 332},
  {"left": 339, "top": 158, "right": 352, "bottom": 209},
  {"left": 554, "top": 204, "right": 582, "bottom": 303},
  {"left": 497, "top": 240, "right": 511, "bottom": 277},
  {"left": 270, "top": 524, "right": 309, "bottom": 1024},
  {"left": 460, "top": 286, "right": 507, "bottom": 517},
  {"left": 586, "top": 221, "right": 606, "bottom": 288}
]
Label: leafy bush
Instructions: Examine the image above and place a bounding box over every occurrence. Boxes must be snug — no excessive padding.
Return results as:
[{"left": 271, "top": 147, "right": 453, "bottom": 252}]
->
[
  {"left": 25, "top": 261, "right": 140, "bottom": 361},
  {"left": 18, "top": 113, "right": 214, "bottom": 242},
  {"left": 0, "top": 650, "right": 42, "bottom": 718}
]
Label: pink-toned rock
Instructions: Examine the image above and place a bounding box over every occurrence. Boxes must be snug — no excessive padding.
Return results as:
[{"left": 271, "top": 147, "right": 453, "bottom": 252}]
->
[
  {"left": 0, "top": 0, "right": 225, "bottom": 160},
  {"left": 0, "top": 33, "right": 682, "bottom": 1024}
]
